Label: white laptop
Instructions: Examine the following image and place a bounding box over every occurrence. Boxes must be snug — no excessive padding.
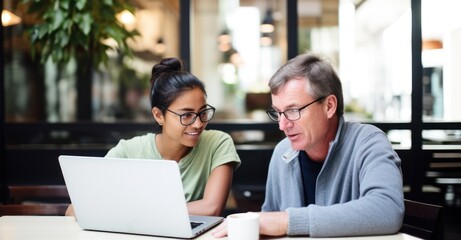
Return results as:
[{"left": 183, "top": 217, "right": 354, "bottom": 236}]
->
[{"left": 58, "top": 155, "right": 223, "bottom": 238}]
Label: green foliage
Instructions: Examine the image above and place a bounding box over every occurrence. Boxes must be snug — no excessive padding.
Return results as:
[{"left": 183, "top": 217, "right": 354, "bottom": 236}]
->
[{"left": 21, "top": 0, "right": 139, "bottom": 69}]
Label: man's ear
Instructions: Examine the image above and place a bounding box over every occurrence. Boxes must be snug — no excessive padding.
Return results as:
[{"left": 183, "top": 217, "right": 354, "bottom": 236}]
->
[{"left": 325, "top": 95, "right": 337, "bottom": 118}]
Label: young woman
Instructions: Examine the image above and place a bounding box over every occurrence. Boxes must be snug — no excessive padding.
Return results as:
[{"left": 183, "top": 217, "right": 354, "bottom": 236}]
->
[{"left": 66, "top": 57, "right": 240, "bottom": 217}]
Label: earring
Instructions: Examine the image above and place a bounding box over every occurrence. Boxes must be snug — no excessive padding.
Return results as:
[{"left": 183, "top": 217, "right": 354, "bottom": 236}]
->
[{"left": 158, "top": 122, "right": 162, "bottom": 126}]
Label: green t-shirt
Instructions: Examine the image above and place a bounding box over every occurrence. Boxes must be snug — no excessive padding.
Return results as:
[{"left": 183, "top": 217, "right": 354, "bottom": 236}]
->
[{"left": 105, "top": 130, "right": 241, "bottom": 202}]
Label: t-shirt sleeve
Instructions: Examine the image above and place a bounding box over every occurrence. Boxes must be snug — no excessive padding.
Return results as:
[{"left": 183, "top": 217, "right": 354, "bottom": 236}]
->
[
  {"left": 105, "top": 140, "right": 128, "bottom": 158},
  {"left": 104, "top": 134, "right": 156, "bottom": 159}
]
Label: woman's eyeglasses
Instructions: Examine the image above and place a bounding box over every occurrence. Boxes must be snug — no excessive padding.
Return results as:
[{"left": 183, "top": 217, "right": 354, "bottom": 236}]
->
[{"left": 163, "top": 104, "right": 216, "bottom": 126}]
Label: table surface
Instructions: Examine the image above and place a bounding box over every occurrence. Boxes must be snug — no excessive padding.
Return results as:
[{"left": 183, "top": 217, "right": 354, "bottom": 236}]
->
[{"left": 0, "top": 216, "right": 420, "bottom": 240}]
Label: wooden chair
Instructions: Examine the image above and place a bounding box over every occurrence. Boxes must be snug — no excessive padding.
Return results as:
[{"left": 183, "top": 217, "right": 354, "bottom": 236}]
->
[
  {"left": 7, "top": 185, "right": 70, "bottom": 204},
  {"left": 400, "top": 199, "right": 444, "bottom": 240},
  {"left": 0, "top": 203, "right": 69, "bottom": 216},
  {"left": 1, "top": 185, "right": 70, "bottom": 217}
]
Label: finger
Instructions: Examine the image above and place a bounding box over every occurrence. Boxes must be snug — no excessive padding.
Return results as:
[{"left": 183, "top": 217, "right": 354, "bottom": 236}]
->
[{"left": 211, "top": 221, "right": 228, "bottom": 238}]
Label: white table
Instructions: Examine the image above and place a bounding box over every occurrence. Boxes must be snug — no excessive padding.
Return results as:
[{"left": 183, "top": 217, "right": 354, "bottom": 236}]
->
[{"left": 0, "top": 216, "right": 420, "bottom": 240}]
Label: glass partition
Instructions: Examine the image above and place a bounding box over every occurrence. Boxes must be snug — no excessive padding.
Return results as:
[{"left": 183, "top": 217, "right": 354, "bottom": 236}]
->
[
  {"left": 191, "top": 0, "right": 286, "bottom": 121},
  {"left": 3, "top": 0, "right": 180, "bottom": 123},
  {"left": 4, "top": 0, "right": 457, "bottom": 126},
  {"left": 421, "top": 0, "right": 461, "bottom": 122},
  {"left": 298, "top": 0, "right": 339, "bottom": 61},
  {"left": 420, "top": 0, "right": 461, "bottom": 146},
  {"left": 339, "top": 0, "right": 411, "bottom": 122}
]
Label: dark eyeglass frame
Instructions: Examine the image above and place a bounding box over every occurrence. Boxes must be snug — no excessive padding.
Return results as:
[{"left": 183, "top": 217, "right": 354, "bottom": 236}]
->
[
  {"left": 266, "top": 97, "right": 326, "bottom": 122},
  {"left": 163, "top": 104, "right": 216, "bottom": 126}
]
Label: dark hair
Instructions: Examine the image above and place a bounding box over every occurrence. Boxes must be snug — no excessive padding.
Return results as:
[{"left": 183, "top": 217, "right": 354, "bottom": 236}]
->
[
  {"left": 150, "top": 58, "right": 206, "bottom": 132},
  {"left": 268, "top": 53, "right": 344, "bottom": 117}
]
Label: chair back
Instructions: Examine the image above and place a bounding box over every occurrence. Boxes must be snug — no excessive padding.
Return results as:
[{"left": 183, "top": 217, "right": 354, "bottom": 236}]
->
[
  {"left": 401, "top": 199, "right": 444, "bottom": 240},
  {"left": 8, "top": 185, "right": 69, "bottom": 204},
  {"left": 232, "top": 145, "right": 273, "bottom": 212},
  {"left": 0, "top": 185, "right": 70, "bottom": 217},
  {"left": 0, "top": 204, "right": 68, "bottom": 216}
]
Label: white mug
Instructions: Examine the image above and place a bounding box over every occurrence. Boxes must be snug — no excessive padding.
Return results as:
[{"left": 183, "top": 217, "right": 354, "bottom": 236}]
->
[{"left": 227, "top": 212, "right": 260, "bottom": 240}]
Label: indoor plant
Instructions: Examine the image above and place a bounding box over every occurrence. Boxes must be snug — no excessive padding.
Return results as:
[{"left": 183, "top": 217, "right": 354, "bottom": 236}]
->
[
  {"left": 22, "top": 0, "right": 138, "bottom": 69},
  {"left": 21, "top": 0, "right": 139, "bottom": 120}
]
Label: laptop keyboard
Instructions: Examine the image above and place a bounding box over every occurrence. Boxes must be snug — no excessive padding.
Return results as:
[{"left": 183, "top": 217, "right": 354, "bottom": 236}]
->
[{"left": 190, "top": 221, "right": 204, "bottom": 229}]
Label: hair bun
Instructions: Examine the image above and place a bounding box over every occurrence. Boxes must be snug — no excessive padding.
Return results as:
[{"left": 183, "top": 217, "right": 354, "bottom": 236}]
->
[{"left": 151, "top": 58, "right": 182, "bottom": 79}]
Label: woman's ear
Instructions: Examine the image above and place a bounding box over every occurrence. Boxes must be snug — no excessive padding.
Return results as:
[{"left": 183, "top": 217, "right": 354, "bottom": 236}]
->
[
  {"left": 325, "top": 95, "right": 337, "bottom": 119},
  {"left": 152, "top": 107, "right": 164, "bottom": 125}
]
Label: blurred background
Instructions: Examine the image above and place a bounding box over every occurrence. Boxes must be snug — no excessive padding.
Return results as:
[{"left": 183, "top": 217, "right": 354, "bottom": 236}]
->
[
  {"left": 3, "top": 0, "right": 460, "bottom": 124},
  {"left": 2, "top": 1, "right": 461, "bottom": 238}
]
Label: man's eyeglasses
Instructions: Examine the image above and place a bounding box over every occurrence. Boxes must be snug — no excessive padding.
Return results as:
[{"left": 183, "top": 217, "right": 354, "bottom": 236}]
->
[
  {"left": 163, "top": 104, "right": 216, "bottom": 126},
  {"left": 266, "top": 97, "right": 325, "bottom": 122}
]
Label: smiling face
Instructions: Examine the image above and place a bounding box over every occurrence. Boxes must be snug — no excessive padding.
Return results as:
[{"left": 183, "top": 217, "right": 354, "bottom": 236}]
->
[
  {"left": 152, "top": 87, "right": 209, "bottom": 149},
  {"left": 271, "top": 78, "right": 337, "bottom": 158}
]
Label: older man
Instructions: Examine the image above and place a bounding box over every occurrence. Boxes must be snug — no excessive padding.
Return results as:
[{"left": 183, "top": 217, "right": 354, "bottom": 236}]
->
[{"left": 213, "top": 53, "right": 403, "bottom": 238}]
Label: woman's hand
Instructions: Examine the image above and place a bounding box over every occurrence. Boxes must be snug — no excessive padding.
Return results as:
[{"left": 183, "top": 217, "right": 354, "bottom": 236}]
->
[{"left": 65, "top": 204, "right": 75, "bottom": 216}]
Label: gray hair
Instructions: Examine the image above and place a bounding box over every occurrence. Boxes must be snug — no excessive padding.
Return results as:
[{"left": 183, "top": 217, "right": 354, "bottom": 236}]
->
[{"left": 268, "top": 53, "right": 344, "bottom": 117}]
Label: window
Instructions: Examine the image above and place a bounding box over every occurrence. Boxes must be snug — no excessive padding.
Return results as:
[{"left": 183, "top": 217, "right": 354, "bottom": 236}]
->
[
  {"left": 191, "top": 0, "right": 286, "bottom": 120},
  {"left": 421, "top": 0, "right": 461, "bottom": 122},
  {"left": 340, "top": 0, "right": 412, "bottom": 122}
]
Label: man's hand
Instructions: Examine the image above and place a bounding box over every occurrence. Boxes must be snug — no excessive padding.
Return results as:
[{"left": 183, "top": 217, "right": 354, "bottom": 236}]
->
[
  {"left": 210, "top": 219, "right": 228, "bottom": 238},
  {"left": 259, "top": 211, "right": 289, "bottom": 236},
  {"left": 211, "top": 211, "right": 289, "bottom": 238}
]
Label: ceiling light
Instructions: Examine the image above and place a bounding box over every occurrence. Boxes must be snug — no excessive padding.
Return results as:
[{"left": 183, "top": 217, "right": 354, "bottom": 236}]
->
[
  {"left": 116, "top": 10, "right": 136, "bottom": 31},
  {"left": 2, "top": 10, "right": 21, "bottom": 27},
  {"left": 260, "top": 33, "right": 273, "bottom": 46},
  {"left": 260, "top": 9, "right": 274, "bottom": 33},
  {"left": 155, "top": 37, "right": 166, "bottom": 54},
  {"left": 218, "top": 29, "right": 232, "bottom": 45}
]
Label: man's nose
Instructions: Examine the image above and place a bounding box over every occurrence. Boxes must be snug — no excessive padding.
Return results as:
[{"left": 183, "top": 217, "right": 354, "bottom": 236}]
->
[{"left": 278, "top": 114, "right": 291, "bottom": 131}]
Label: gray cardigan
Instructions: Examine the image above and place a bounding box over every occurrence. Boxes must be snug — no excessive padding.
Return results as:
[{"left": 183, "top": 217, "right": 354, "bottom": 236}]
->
[{"left": 262, "top": 117, "right": 404, "bottom": 237}]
